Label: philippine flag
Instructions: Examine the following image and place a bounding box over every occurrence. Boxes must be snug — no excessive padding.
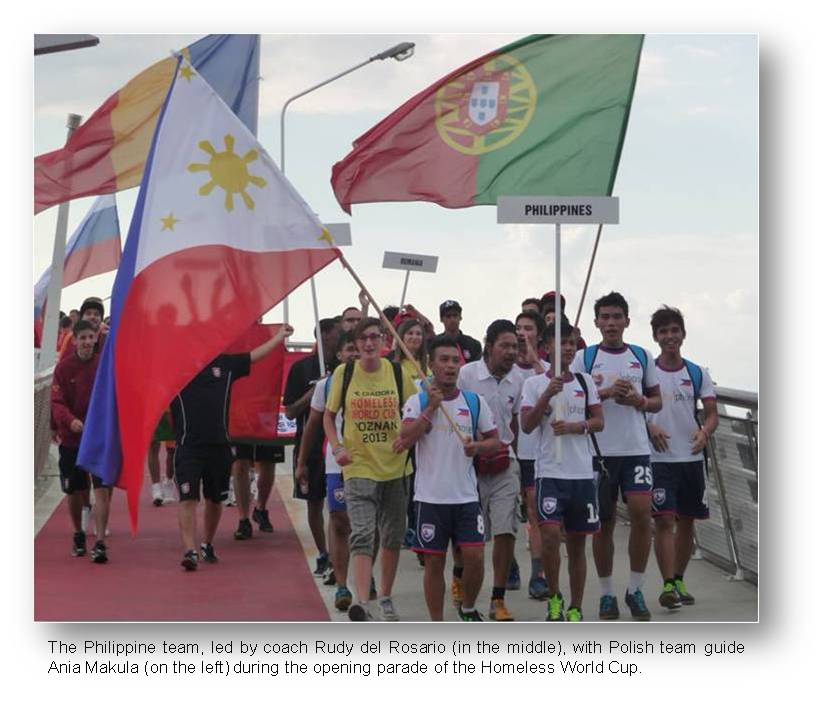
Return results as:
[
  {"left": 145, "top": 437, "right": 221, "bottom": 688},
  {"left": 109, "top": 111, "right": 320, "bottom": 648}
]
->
[
  {"left": 33, "top": 195, "right": 121, "bottom": 320},
  {"left": 78, "top": 60, "right": 339, "bottom": 530}
]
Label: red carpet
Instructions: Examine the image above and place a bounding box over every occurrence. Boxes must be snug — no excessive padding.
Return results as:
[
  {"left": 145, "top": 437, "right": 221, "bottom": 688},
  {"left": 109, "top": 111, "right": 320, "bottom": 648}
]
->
[{"left": 34, "top": 476, "right": 329, "bottom": 622}]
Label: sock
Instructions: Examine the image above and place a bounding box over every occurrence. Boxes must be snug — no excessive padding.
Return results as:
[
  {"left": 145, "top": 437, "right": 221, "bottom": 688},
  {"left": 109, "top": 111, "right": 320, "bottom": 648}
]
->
[
  {"left": 628, "top": 571, "right": 645, "bottom": 593},
  {"left": 453, "top": 565, "right": 464, "bottom": 579},
  {"left": 599, "top": 576, "right": 614, "bottom": 597},
  {"left": 664, "top": 577, "right": 675, "bottom": 587},
  {"left": 674, "top": 573, "right": 684, "bottom": 582},
  {"left": 460, "top": 605, "right": 476, "bottom": 614},
  {"left": 492, "top": 586, "right": 506, "bottom": 601},
  {"left": 531, "top": 557, "right": 543, "bottom": 580}
]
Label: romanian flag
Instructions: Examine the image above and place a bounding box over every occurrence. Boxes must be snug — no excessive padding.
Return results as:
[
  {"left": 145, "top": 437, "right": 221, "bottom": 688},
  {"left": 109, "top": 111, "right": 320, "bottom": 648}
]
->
[
  {"left": 34, "top": 34, "right": 259, "bottom": 214},
  {"left": 331, "top": 35, "right": 643, "bottom": 212}
]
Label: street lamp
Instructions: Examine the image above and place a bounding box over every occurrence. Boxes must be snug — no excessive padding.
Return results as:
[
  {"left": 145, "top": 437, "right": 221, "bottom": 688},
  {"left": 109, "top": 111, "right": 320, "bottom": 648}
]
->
[{"left": 279, "top": 40, "right": 416, "bottom": 374}]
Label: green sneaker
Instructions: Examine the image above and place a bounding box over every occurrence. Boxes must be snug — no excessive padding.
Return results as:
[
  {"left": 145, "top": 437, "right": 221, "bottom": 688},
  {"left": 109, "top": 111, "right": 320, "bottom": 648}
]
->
[
  {"left": 674, "top": 579, "right": 695, "bottom": 605},
  {"left": 546, "top": 593, "right": 565, "bottom": 622},
  {"left": 659, "top": 582, "right": 683, "bottom": 610},
  {"left": 566, "top": 607, "right": 583, "bottom": 622}
]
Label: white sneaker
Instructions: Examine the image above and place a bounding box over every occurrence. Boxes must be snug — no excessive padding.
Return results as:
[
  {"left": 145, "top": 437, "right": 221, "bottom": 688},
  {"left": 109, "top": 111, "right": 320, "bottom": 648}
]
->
[
  {"left": 378, "top": 596, "right": 400, "bottom": 622},
  {"left": 162, "top": 479, "right": 177, "bottom": 502},
  {"left": 224, "top": 486, "right": 236, "bottom": 507},
  {"left": 151, "top": 483, "right": 164, "bottom": 506}
]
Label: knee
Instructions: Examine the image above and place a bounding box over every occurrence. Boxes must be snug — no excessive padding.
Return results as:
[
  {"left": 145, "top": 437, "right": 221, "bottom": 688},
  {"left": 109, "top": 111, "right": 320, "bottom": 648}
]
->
[{"left": 655, "top": 515, "right": 676, "bottom": 533}]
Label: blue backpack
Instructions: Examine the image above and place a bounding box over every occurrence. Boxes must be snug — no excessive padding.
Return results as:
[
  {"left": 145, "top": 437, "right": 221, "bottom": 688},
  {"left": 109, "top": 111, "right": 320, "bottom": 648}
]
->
[
  {"left": 417, "top": 389, "right": 481, "bottom": 439},
  {"left": 583, "top": 343, "right": 648, "bottom": 376}
]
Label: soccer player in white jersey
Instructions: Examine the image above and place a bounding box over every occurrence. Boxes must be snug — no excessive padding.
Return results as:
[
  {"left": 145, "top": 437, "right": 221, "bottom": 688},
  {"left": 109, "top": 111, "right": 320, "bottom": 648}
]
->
[
  {"left": 646, "top": 307, "right": 718, "bottom": 608},
  {"left": 399, "top": 335, "right": 500, "bottom": 621},
  {"left": 512, "top": 310, "right": 551, "bottom": 599},
  {"left": 570, "top": 292, "right": 662, "bottom": 620},
  {"left": 521, "top": 320, "right": 604, "bottom": 621}
]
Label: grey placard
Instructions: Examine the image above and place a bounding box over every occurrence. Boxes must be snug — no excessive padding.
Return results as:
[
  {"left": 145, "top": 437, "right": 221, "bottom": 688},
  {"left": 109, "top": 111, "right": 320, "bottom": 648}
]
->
[
  {"left": 497, "top": 196, "right": 620, "bottom": 224},
  {"left": 382, "top": 251, "right": 439, "bottom": 273},
  {"left": 323, "top": 222, "right": 352, "bottom": 246}
]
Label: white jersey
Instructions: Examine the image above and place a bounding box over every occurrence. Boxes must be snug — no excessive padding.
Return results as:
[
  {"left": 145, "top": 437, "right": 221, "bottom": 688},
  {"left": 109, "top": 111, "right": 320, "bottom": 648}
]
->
[
  {"left": 647, "top": 360, "right": 716, "bottom": 463},
  {"left": 520, "top": 372, "right": 601, "bottom": 480},
  {"left": 310, "top": 377, "right": 342, "bottom": 475},
  {"left": 511, "top": 360, "right": 550, "bottom": 460},
  {"left": 402, "top": 390, "right": 496, "bottom": 504},
  {"left": 570, "top": 344, "right": 659, "bottom": 457},
  {"left": 457, "top": 359, "right": 522, "bottom": 455}
]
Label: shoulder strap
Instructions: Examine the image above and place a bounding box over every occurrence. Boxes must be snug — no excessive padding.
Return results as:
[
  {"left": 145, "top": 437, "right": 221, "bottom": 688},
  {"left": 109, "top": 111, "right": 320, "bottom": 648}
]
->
[
  {"left": 324, "top": 374, "right": 333, "bottom": 398},
  {"left": 583, "top": 345, "right": 599, "bottom": 373},
  {"left": 461, "top": 390, "right": 481, "bottom": 440},
  {"left": 339, "top": 360, "right": 356, "bottom": 437},
  {"left": 575, "top": 372, "right": 605, "bottom": 465},
  {"left": 391, "top": 361, "right": 404, "bottom": 417},
  {"left": 627, "top": 344, "right": 648, "bottom": 372},
  {"left": 683, "top": 358, "right": 705, "bottom": 430}
]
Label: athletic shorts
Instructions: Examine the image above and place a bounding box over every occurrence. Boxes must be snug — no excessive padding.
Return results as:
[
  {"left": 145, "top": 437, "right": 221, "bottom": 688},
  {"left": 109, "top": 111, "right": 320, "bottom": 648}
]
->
[
  {"left": 518, "top": 459, "right": 536, "bottom": 490},
  {"left": 345, "top": 476, "right": 407, "bottom": 556},
  {"left": 292, "top": 447, "right": 326, "bottom": 501},
  {"left": 58, "top": 445, "right": 108, "bottom": 494},
  {"left": 233, "top": 444, "right": 285, "bottom": 463},
  {"left": 536, "top": 477, "right": 600, "bottom": 534},
  {"left": 412, "top": 501, "right": 485, "bottom": 554},
  {"left": 652, "top": 461, "right": 709, "bottom": 519},
  {"left": 594, "top": 455, "right": 652, "bottom": 522},
  {"left": 477, "top": 459, "right": 521, "bottom": 540},
  {"left": 326, "top": 473, "right": 347, "bottom": 513},
  {"left": 174, "top": 444, "right": 233, "bottom": 503}
]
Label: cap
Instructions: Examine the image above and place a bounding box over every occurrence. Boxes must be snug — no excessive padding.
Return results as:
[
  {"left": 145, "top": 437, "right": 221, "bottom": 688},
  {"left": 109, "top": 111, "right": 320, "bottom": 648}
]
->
[
  {"left": 540, "top": 291, "right": 566, "bottom": 310},
  {"left": 439, "top": 300, "right": 462, "bottom": 317},
  {"left": 80, "top": 296, "right": 105, "bottom": 318}
]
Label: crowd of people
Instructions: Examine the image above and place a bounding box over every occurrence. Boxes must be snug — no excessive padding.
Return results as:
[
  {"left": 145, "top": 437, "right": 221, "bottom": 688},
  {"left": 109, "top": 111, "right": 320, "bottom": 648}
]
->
[{"left": 47, "top": 288, "right": 718, "bottom": 622}]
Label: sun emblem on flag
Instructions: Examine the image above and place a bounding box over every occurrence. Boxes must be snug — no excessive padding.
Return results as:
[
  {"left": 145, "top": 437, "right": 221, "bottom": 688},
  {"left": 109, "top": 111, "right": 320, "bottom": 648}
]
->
[
  {"left": 187, "top": 135, "right": 267, "bottom": 212},
  {"left": 434, "top": 53, "right": 537, "bottom": 156}
]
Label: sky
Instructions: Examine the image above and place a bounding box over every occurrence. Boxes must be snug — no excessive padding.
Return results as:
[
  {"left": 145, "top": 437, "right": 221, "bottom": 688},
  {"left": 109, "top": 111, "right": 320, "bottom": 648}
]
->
[{"left": 33, "top": 33, "right": 758, "bottom": 391}]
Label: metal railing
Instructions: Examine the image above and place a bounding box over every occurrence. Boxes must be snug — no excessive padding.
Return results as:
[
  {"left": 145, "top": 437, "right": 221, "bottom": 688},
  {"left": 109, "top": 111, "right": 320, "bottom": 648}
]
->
[{"left": 34, "top": 365, "right": 55, "bottom": 479}]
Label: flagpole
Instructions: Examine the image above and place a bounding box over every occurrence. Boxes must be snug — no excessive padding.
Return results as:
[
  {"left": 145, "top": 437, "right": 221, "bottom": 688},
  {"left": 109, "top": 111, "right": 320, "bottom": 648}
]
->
[
  {"left": 555, "top": 224, "right": 563, "bottom": 462},
  {"left": 399, "top": 270, "right": 411, "bottom": 309},
  {"left": 337, "top": 254, "right": 468, "bottom": 441},
  {"left": 38, "top": 113, "right": 82, "bottom": 372},
  {"left": 573, "top": 223, "right": 604, "bottom": 328}
]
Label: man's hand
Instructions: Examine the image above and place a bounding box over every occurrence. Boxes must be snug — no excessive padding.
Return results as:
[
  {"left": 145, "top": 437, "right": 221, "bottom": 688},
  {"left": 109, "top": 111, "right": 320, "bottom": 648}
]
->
[
  {"left": 551, "top": 420, "right": 582, "bottom": 436},
  {"left": 426, "top": 386, "right": 445, "bottom": 412},
  {"left": 648, "top": 422, "right": 670, "bottom": 453},
  {"left": 392, "top": 437, "right": 410, "bottom": 454},
  {"left": 295, "top": 463, "right": 310, "bottom": 495},
  {"left": 614, "top": 380, "right": 642, "bottom": 407},
  {"left": 358, "top": 289, "right": 370, "bottom": 311},
  {"left": 462, "top": 438, "right": 481, "bottom": 457},
  {"left": 69, "top": 419, "right": 84, "bottom": 434},
  {"left": 690, "top": 428, "right": 709, "bottom": 454},
  {"left": 279, "top": 323, "right": 295, "bottom": 340},
  {"left": 545, "top": 376, "right": 564, "bottom": 399}
]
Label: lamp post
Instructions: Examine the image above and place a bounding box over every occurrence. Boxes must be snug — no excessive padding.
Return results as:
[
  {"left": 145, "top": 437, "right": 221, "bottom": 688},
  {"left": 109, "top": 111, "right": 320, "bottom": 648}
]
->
[{"left": 279, "top": 41, "right": 415, "bottom": 376}]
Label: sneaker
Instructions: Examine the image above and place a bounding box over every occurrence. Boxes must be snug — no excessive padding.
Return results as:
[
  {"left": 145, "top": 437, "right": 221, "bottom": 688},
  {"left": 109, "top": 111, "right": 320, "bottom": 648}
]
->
[
  {"left": 528, "top": 576, "right": 550, "bottom": 600},
  {"left": 659, "top": 582, "right": 683, "bottom": 610},
  {"left": 599, "top": 594, "right": 620, "bottom": 620},
  {"left": 162, "top": 479, "right": 177, "bottom": 502},
  {"left": 224, "top": 487, "right": 236, "bottom": 507},
  {"left": 151, "top": 483, "right": 164, "bottom": 507},
  {"left": 489, "top": 598, "right": 514, "bottom": 621},
  {"left": 378, "top": 596, "right": 400, "bottom": 622},
  {"left": 369, "top": 577, "right": 378, "bottom": 600},
  {"left": 200, "top": 543, "right": 218, "bottom": 564},
  {"left": 234, "top": 518, "right": 252, "bottom": 540},
  {"left": 402, "top": 527, "right": 415, "bottom": 549},
  {"left": 417, "top": 552, "right": 425, "bottom": 567},
  {"left": 519, "top": 499, "right": 528, "bottom": 523},
  {"left": 546, "top": 593, "right": 565, "bottom": 621},
  {"left": 181, "top": 550, "right": 198, "bottom": 571},
  {"left": 566, "top": 607, "right": 583, "bottom": 622},
  {"left": 90, "top": 540, "right": 108, "bottom": 564},
  {"left": 451, "top": 576, "right": 464, "bottom": 607},
  {"left": 348, "top": 603, "right": 374, "bottom": 622},
  {"left": 323, "top": 568, "right": 337, "bottom": 586},
  {"left": 314, "top": 553, "right": 330, "bottom": 577},
  {"left": 252, "top": 507, "right": 273, "bottom": 532},
  {"left": 72, "top": 531, "right": 86, "bottom": 557},
  {"left": 506, "top": 559, "right": 521, "bottom": 591},
  {"left": 625, "top": 589, "right": 652, "bottom": 621},
  {"left": 458, "top": 608, "right": 484, "bottom": 622},
  {"left": 334, "top": 586, "right": 353, "bottom": 612},
  {"left": 674, "top": 578, "right": 695, "bottom": 605}
]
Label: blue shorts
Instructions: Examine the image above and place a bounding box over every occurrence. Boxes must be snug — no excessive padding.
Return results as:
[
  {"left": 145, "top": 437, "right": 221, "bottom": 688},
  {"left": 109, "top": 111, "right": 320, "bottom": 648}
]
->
[
  {"left": 652, "top": 461, "right": 709, "bottom": 519},
  {"left": 536, "top": 477, "right": 600, "bottom": 534},
  {"left": 412, "top": 501, "right": 485, "bottom": 554},
  {"left": 594, "top": 455, "right": 652, "bottom": 522},
  {"left": 518, "top": 459, "right": 536, "bottom": 490},
  {"left": 326, "top": 473, "right": 346, "bottom": 513}
]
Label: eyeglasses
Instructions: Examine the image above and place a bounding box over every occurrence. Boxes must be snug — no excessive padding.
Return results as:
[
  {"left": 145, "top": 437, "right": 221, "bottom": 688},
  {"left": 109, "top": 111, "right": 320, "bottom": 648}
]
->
[{"left": 358, "top": 333, "right": 383, "bottom": 342}]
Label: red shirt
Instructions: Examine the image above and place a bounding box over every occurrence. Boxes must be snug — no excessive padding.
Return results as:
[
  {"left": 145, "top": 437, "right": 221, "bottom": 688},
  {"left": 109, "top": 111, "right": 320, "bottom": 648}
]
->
[{"left": 51, "top": 351, "right": 101, "bottom": 448}]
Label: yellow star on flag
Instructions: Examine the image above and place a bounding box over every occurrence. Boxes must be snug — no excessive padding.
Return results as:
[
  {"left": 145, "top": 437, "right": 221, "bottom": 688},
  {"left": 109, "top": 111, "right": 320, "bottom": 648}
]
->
[
  {"left": 161, "top": 213, "right": 180, "bottom": 231},
  {"left": 317, "top": 228, "right": 335, "bottom": 246},
  {"left": 179, "top": 64, "right": 195, "bottom": 82}
]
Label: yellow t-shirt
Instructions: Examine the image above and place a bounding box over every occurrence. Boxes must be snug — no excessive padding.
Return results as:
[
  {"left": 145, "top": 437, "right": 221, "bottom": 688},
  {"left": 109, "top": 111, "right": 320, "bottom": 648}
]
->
[
  {"left": 401, "top": 357, "right": 430, "bottom": 383},
  {"left": 326, "top": 359, "right": 417, "bottom": 482}
]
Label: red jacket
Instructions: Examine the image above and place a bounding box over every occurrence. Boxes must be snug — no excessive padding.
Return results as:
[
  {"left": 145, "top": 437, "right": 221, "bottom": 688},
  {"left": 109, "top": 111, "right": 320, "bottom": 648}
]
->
[{"left": 51, "top": 351, "right": 100, "bottom": 448}]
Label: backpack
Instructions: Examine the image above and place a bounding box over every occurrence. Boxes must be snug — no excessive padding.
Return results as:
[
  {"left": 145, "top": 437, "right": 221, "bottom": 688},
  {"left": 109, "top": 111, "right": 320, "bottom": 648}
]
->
[
  {"left": 583, "top": 343, "right": 648, "bottom": 375},
  {"left": 417, "top": 389, "right": 481, "bottom": 440}
]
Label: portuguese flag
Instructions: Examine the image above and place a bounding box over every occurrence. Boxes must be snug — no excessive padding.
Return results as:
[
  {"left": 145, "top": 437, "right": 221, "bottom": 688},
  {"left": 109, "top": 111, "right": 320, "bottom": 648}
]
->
[{"left": 331, "top": 34, "right": 643, "bottom": 212}]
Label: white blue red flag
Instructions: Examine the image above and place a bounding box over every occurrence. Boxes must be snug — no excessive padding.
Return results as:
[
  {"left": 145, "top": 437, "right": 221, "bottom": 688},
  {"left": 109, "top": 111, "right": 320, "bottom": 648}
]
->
[
  {"left": 34, "top": 195, "right": 121, "bottom": 319},
  {"left": 78, "top": 60, "right": 340, "bottom": 530}
]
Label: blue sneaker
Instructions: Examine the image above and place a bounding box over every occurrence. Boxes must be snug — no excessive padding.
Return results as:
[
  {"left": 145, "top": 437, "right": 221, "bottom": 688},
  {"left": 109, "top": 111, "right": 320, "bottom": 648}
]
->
[
  {"left": 528, "top": 576, "right": 550, "bottom": 600},
  {"left": 599, "top": 594, "right": 620, "bottom": 620},
  {"left": 334, "top": 586, "right": 352, "bottom": 612},
  {"left": 624, "top": 589, "right": 651, "bottom": 621},
  {"left": 506, "top": 559, "right": 521, "bottom": 591}
]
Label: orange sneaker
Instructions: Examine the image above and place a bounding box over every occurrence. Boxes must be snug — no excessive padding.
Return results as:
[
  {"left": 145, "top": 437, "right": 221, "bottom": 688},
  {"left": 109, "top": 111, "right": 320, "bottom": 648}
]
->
[
  {"left": 451, "top": 577, "right": 464, "bottom": 607},
  {"left": 488, "top": 598, "right": 514, "bottom": 621}
]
